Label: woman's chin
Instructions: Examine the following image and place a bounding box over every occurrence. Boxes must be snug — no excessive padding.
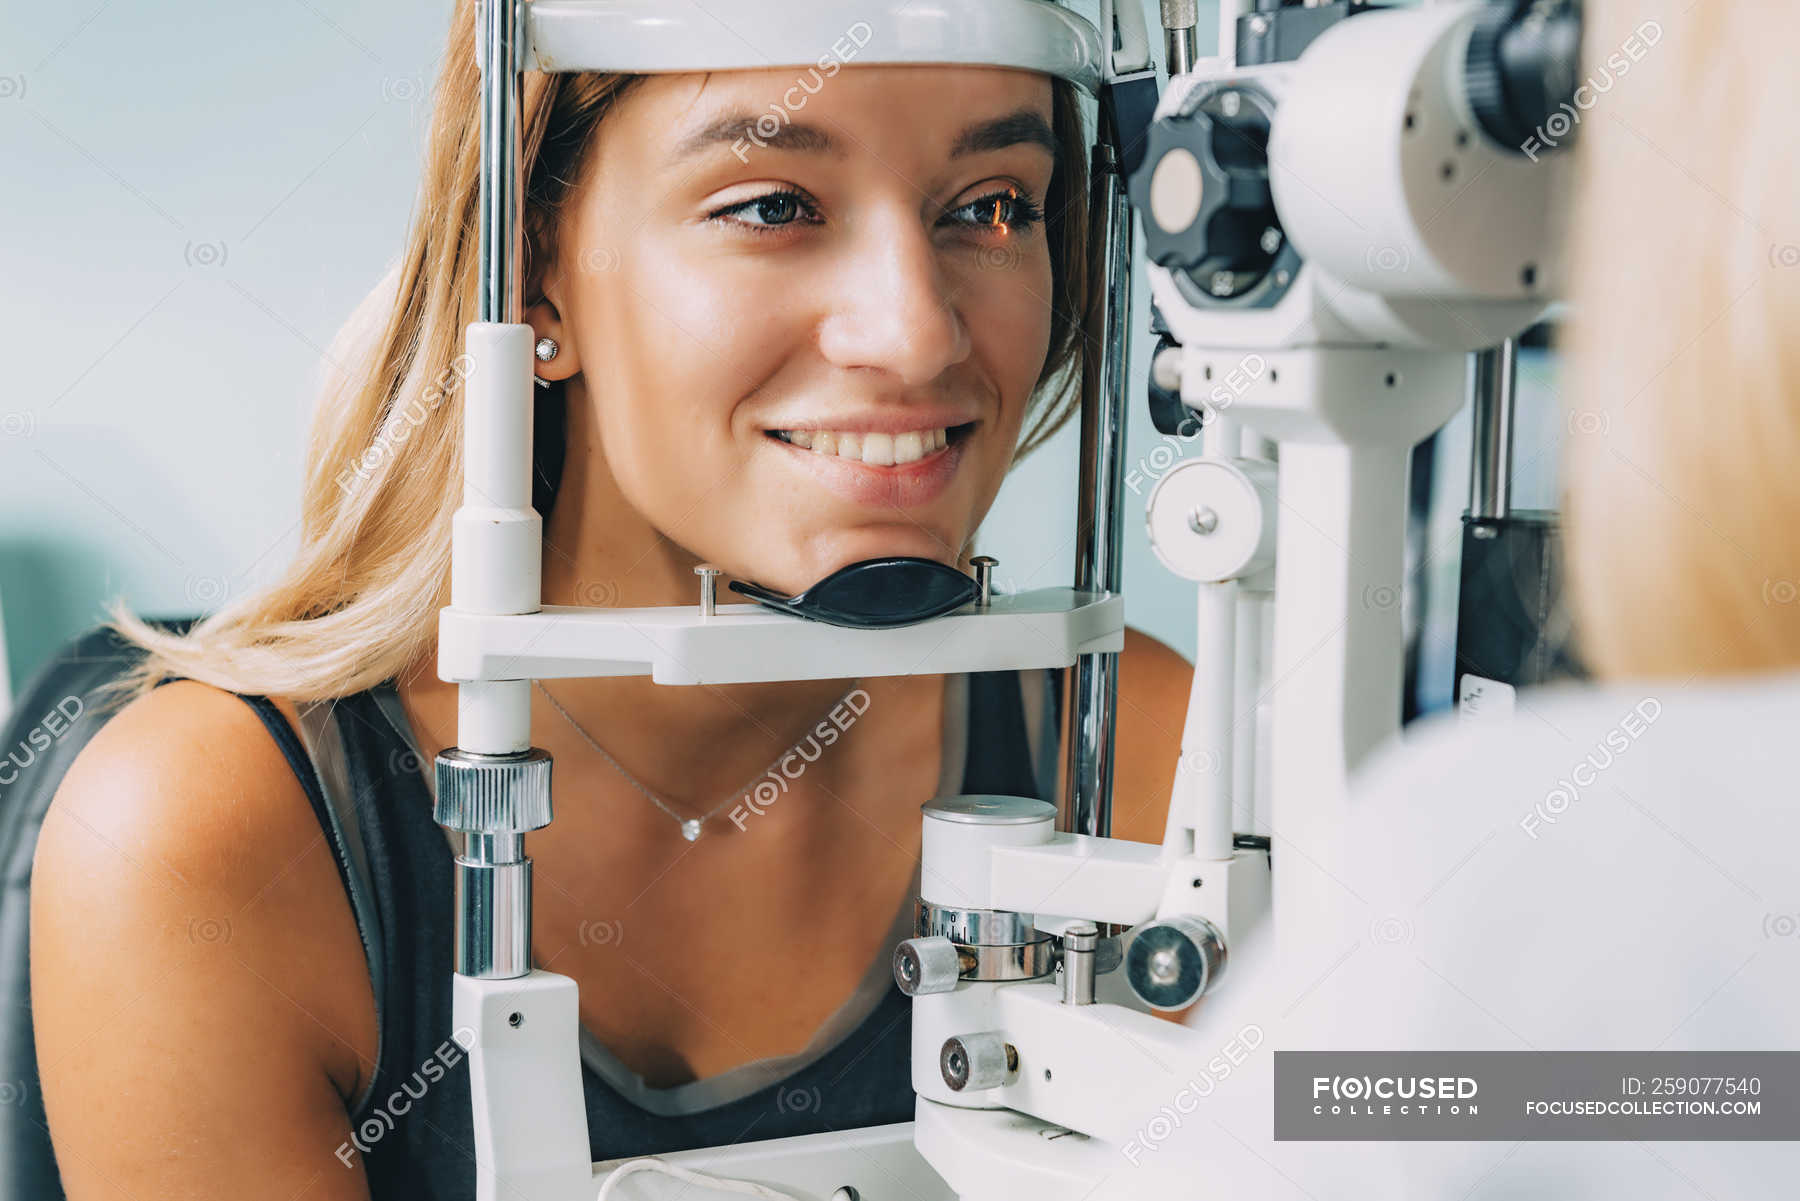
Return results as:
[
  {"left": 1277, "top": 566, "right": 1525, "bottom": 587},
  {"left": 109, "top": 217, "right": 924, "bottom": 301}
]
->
[{"left": 761, "top": 531, "right": 964, "bottom": 591}]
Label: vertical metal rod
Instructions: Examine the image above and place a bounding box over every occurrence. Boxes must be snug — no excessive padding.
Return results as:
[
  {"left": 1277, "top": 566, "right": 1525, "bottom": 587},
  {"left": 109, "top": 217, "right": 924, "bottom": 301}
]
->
[
  {"left": 1161, "top": 0, "right": 1198, "bottom": 75},
  {"left": 1061, "top": 923, "right": 1099, "bottom": 1005},
  {"left": 455, "top": 832, "right": 531, "bottom": 977},
  {"left": 696, "top": 563, "right": 720, "bottom": 617},
  {"left": 971, "top": 555, "right": 996, "bottom": 607},
  {"left": 476, "top": 0, "right": 524, "bottom": 324},
  {"left": 1064, "top": 140, "right": 1133, "bottom": 841},
  {"left": 456, "top": 0, "right": 534, "bottom": 982},
  {"left": 1468, "top": 339, "right": 1518, "bottom": 521}
]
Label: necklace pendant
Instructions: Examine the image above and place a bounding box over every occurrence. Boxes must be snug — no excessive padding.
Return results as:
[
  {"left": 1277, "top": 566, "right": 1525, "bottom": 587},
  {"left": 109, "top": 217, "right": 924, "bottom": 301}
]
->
[{"left": 680, "top": 818, "right": 702, "bottom": 841}]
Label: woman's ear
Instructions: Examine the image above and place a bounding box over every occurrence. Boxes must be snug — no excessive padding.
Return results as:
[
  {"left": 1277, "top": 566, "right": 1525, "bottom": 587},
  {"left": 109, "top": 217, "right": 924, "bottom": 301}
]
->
[{"left": 524, "top": 295, "right": 581, "bottom": 385}]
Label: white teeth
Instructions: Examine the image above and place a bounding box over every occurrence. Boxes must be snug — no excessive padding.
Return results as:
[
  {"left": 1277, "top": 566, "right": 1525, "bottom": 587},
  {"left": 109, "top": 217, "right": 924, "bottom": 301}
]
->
[
  {"left": 773, "top": 425, "right": 955, "bottom": 464},
  {"left": 861, "top": 432, "right": 895, "bottom": 466}
]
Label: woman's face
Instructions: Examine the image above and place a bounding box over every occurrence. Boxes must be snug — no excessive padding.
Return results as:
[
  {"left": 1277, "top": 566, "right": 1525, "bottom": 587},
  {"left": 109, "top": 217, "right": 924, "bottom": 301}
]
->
[{"left": 540, "top": 66, "right": 1060, "bottom": 596}]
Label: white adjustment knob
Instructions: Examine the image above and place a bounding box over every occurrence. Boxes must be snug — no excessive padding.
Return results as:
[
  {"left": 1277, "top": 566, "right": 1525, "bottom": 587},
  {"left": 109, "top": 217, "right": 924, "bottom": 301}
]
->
[{"left": 1146, "top": 457, "right": 1278, "bottom": 583}]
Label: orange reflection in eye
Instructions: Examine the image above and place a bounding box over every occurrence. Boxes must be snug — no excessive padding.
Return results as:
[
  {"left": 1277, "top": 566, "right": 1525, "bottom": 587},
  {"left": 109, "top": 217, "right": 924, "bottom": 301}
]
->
[{"left": 990, "top": 190, "right": 1013, "bottom": 234}]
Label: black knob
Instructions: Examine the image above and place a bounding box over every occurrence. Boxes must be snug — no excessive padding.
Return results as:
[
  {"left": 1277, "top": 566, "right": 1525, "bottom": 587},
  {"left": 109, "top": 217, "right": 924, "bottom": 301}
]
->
[
  {"left": 1463, "top": 0, "right": 1583, "bottom": 154},
  {"left": 1147, "top": 333, "right": 1202, "bottom": 438},
  {"left": 1127, "top": 85, "right": 1283, "bottom": 301}
]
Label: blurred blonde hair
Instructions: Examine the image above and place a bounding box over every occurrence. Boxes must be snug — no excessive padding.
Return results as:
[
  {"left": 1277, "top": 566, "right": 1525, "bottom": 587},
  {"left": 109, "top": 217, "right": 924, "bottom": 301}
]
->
[
  {"left": 93, "top": 0, "right": 1095, "bottom": 714},
  {"left": 1563, "top": 0, "right": 1800, "bottom": 678}
]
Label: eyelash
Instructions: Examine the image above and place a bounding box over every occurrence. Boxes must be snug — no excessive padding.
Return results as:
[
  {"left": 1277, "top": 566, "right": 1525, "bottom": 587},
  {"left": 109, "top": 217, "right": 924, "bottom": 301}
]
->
[{"left": 708, "top": 187, "right": 1044, "bottom": 236}]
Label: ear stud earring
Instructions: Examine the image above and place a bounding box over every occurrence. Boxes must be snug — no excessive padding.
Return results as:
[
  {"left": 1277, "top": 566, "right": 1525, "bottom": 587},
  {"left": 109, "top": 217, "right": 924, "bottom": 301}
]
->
[{"left": 533, "top": 337, "right": 559, "bottom": 389}]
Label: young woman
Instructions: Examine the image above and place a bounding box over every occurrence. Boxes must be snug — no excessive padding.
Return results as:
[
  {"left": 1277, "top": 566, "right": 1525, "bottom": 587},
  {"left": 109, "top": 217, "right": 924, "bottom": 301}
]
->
[{"left": 28, "top": 4, "right": 1194, "bottom": 1199}]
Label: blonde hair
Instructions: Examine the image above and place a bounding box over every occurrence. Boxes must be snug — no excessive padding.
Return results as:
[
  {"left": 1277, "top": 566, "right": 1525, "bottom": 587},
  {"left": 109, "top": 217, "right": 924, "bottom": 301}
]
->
[
  {"left": 1562, "top": 0, "right": 1800, "bottom": 679},
  {"left": 95, "top": 0, "right": 1094, "bottom": 714}
]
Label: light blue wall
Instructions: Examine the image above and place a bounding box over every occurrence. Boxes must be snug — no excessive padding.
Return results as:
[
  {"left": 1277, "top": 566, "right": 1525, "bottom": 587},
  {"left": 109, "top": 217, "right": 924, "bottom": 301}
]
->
[{"left": 2, "top": 0, "right": 456, "bottom": 696}]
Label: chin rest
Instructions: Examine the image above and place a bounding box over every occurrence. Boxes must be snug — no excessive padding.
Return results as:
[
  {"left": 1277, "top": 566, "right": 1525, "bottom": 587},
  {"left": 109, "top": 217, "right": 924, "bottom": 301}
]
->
[{"left": 727, "top": 556, "right": 979, "bottom": 629}]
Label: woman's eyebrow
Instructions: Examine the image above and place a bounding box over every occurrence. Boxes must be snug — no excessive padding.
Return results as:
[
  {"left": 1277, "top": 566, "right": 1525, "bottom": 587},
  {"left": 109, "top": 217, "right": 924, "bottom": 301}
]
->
[
  {"left": 948, "top": 109, "right": 1059, "bottom": 161},
  {"left": 668, "top": 106, "right": 1059, "bottom": 164}
]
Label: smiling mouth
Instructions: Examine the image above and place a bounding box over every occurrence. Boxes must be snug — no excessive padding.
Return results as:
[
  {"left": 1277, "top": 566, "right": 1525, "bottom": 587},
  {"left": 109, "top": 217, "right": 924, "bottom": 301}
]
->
[{"left": 766, "top": 422, "right": 977, "bottom": 467}]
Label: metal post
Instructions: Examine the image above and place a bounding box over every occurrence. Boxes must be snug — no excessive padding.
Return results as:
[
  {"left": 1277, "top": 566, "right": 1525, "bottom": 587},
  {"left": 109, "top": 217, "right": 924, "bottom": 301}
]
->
[
  {"left": 477, "top": 0, "right": 524, "bottom": 324},
  {"left": 1063, "top": 139, "right": 1133, "bottom": 841},
  {"left": 1468, "top": 339, "right": 1518, "bottom": 523},
  {"left": 971, "top": 555, "right": 997, "bottom": 607},
  {"left": 442, "top": 0, "right": 541, "bottom": 985},
  {"left": 1162, "top": 0, "right": 1198, "bottom": 75}
]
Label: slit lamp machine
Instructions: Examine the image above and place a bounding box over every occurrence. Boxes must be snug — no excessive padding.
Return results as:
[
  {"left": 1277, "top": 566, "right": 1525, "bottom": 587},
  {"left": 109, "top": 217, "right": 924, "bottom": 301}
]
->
[{"left": 430, "top": 0, "right": 1579, "bottom": 1197}]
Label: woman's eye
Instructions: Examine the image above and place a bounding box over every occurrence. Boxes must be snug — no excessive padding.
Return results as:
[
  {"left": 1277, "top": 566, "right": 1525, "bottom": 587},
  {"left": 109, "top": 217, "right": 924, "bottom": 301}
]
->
[
  {"left": 948, "top": 188, "right": 1044, "bottom": 234},
  {"left": 708, "top": 186, "right": 1042, "bottom": 237},
  {"left": 710, "top": 190, "right": 818, "bottom": 231}
]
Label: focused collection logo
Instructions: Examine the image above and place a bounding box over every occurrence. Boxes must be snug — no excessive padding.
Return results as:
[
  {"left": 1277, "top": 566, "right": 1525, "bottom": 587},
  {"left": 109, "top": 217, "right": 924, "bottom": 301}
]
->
[{"left": 1310, "top": 1074, "right": 1480, "bottom": 1117}]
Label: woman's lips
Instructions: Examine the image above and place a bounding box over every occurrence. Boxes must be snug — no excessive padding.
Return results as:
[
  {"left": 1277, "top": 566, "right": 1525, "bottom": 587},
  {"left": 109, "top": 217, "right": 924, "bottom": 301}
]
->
[{"left": 765, "top": 426, "right": 969, "bottom": 508}]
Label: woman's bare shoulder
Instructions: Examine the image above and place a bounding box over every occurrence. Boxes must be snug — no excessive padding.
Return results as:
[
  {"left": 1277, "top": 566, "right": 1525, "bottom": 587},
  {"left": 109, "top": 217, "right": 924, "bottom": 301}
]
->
[
  {"left": 1110, "top": 626, "right": 1192, "bottom": 846},
  {"left": 38, "top": 680, "right": 353, "bottom": 934},
  {"left": 31, "top": 679, "right": 377, "bottom": 1199}
]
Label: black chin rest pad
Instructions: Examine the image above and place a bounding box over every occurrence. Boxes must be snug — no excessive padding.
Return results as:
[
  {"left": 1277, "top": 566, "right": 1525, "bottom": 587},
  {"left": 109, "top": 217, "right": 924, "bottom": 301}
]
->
[{"left": 727, "top": 556, "right": 978, "bottom": 629}]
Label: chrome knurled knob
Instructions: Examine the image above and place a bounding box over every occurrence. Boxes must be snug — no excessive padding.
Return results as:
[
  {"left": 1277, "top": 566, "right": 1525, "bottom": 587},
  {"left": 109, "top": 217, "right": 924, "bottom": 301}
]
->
[
  {"left": 894, "top": 936, "right": 964, "bottom": 996},
  {"left": 433, "top": 747, "right": 554, "bottom": 833}
]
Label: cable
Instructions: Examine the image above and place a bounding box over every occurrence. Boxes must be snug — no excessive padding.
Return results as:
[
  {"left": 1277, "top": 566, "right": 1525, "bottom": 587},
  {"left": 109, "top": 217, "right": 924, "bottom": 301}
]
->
[{"left": 594, "top": 1156, "right": 810, "bottom": 1201}]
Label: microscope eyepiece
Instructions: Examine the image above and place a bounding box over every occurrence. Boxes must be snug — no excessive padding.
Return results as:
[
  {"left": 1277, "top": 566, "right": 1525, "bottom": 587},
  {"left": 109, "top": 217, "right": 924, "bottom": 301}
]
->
[{"left": 1463, "top": 0, "right": 1584, "bottom": 154}]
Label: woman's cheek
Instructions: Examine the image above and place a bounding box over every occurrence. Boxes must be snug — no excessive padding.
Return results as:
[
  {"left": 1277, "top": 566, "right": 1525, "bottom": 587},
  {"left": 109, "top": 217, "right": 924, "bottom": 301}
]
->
[
  {"left": 992, "top": 302, "right": 1054, "bottom": 437},
  {"left": 980, "top": 245, "right": 1053, "bottom": 364},
  {"left": 595, "top": 390, "right": 697, "bottom": 524}
]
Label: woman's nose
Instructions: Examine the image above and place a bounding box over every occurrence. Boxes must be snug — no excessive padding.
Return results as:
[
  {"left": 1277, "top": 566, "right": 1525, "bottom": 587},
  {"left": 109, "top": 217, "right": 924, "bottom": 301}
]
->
[{"left": 815, "top": 212, "right": 973, "bottom": 387}]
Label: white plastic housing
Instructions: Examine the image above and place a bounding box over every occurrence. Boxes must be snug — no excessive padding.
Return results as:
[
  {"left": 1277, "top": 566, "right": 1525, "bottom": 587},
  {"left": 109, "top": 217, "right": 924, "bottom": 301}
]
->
[
  {"left": 1145, "top": 4, "right": 1565, "bottom": 352},
  {"left": 437, "top": 589, "right": 1123, "bottom": 686},
  {"left": 454, "top": 970, "right": 591, "bottom": 1201},
  {"left": 591, "top": 1122, "right": 956, "bottom": 1200},
  {"left": 524, "top": 0, "right": 1104, "bottom": 94},
  {"left": 451, "top": 322, "right": 542, "bottom": 617},
  {"left": 1269, "top": 4, "right": 1569, "bottom": 303},
  {"left": 920, "top": 795, "right": 1058, "bottom": 909}
]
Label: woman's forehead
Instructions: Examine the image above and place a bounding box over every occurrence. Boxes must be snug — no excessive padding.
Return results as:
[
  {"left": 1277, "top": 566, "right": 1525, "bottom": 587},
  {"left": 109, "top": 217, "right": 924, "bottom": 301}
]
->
[
  {"left": 627, "top": 64, "right": 1054, "bottom": 137},
  {"left": 583, "top": 67, "right": 1058, "bottom": 197}
]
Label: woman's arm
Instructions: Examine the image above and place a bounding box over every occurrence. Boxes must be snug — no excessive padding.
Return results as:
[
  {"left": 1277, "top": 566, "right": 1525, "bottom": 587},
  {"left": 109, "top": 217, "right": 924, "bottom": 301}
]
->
[{"left": 31, "top": 681, "right": 378, "bottom": 1200}]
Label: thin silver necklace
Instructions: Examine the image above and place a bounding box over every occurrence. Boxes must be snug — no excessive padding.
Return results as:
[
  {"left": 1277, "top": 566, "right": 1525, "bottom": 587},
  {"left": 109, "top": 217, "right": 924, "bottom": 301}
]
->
[{"left": 533, "top": 678, "right": 864, "bottom": 841}]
